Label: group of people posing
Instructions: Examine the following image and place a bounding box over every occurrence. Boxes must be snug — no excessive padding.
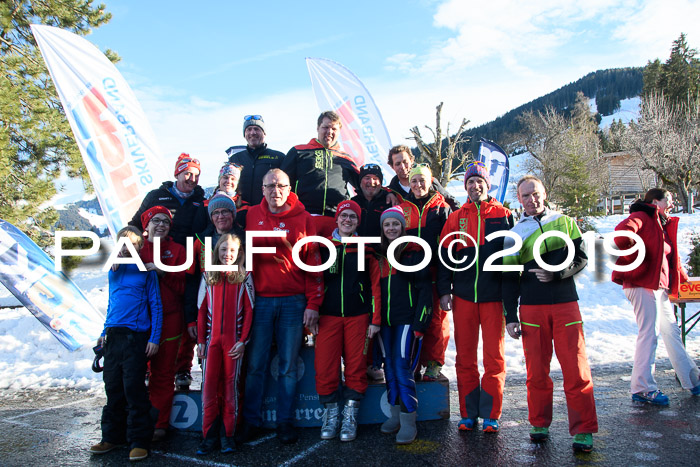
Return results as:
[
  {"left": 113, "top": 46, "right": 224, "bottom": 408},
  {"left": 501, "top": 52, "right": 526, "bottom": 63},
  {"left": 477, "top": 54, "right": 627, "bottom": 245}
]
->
[{"left": 88, "top": 111, "right": 700, "bottom": 462}]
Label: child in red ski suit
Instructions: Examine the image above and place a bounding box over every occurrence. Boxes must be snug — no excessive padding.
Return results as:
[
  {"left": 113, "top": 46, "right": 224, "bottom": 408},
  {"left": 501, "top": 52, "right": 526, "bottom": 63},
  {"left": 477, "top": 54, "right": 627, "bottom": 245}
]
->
[{"left": 196, "top": 233, "right": 254, "bottom": 455}]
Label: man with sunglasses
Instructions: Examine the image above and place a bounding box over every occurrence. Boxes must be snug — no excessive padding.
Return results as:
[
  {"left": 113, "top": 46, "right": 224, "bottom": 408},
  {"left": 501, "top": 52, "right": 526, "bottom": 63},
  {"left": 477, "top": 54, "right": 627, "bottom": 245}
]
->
[
  {"left": 282, "top": 111, "right": 360, "bottom": 237},
  {"left": 226, "top": 115, "right": 285, "bottom": 206},
  {"left": 129, "top": 152, "right": 205, "bottom": 390},
  {"left": 387, "top": 145, "right": 460, "bottom": 211}
]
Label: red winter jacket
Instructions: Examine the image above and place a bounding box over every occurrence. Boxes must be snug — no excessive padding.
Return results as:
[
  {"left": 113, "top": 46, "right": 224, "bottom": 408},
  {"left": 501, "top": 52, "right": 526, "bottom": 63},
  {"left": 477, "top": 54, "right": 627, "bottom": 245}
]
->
[
  {"left": 139, "top": 237, "right": 187, "bottom": 317},
  {"left": 246, "top": 192, "right": 324, "bottom": 310},
  {"left": 612, "top": 201, "right": 688, "bottom": 295},
  {"left": 198, "top": 272, "right": 254, "bottom": 347}
]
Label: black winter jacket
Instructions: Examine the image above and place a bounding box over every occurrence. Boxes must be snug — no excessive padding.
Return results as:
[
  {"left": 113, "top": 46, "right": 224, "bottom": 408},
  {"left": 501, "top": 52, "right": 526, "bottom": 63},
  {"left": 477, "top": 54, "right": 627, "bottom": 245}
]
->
[
  {"left": 128, "top": 181, "right": 205, "bottom": 246},
  {"left": 226, "top": 144, "right": 284, "bottom": 206},
  {"left": 281, "top": 139, "right": 359, "bottom": 217}
]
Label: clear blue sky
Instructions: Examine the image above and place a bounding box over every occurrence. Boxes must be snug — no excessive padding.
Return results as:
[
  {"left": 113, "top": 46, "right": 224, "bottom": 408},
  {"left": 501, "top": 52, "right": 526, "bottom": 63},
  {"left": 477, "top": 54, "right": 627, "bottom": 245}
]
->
[{"left": 75, "top": 0, "right": 698, "bottom": 188}]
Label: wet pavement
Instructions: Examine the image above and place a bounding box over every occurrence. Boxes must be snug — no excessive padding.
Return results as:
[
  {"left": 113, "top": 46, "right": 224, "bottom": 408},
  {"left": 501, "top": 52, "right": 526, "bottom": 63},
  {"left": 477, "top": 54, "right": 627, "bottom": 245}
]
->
[{"left": 1, "top": 359, "right": 699, "bottom": 466}]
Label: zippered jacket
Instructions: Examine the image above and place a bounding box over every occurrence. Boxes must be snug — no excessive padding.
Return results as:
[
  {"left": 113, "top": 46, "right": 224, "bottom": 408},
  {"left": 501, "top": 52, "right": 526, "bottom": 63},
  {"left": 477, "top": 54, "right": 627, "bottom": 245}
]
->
[
  {"left": 388, "top": 175, "right": 460, "bottom": 211},
  {"left": 183, "top": 224, "right": 245, "bottom": 325},
  {"left": 246, "top": 192, "right": 324, "bottom": 310},
  {"left": 320, "top": 235, "right": 381, "bottom": 320},
  {"left": 399, "top": 191, "right": 451, "bottom": 258},
  {"left": 139, "top": 237, "right": 187, "bottom": 317},
  {"left": 502, "top": 209, "right": 587, "bottom": 324},
  {"left": 103, "top": 264, "right": 163, "bottom": 345},
  {"left": 197, "top": 272, "right": 254, "bottom": 347},
  {"left": 351, "top": 188, "right": 397, "bottom": 237},
  {"left": 281, "top": 139, "right": 359, "bottom": 217},
  {"left": 227, "top": 144, "right": 285, "bottom": 206},
  {"left": 612, "top": 200, "right": 688, "bottom": 294},
  {"left": 129, "top": 181, "right": 206, "bottom": 246},
  {"left": 437, "top": 197, "right": 514, "bottom": 302},
  {"left": 374, "top": 244, "right": 432, "bottom": 332}
]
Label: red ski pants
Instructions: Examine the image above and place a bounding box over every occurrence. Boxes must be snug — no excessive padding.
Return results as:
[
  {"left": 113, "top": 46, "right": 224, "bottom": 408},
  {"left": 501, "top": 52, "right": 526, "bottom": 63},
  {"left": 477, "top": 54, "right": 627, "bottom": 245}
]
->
[
  {"left": 315, "top": 314, "right": 369, "bottom": 399},
  {"left": 453, "top": 297, "right": 505, "bottom": 419},
  {"left": 175, "top": 324, "right": 195, "bottom": 375},
  {"left": 520, "top": 302, "right": 598, "bottom": 435},
  {"left": 148, "top": 312, "right": 183, "bottom": 429},
  {"left": 201, "top": 335, "right": 243, "bottom": 438},
  {"left": 421, "top": 284, "right": 450, "bottom": 367}
]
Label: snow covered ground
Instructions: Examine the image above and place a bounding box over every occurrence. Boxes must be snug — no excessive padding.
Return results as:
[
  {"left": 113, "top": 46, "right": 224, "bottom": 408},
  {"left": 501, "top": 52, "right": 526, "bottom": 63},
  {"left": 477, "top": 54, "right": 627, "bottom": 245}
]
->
[{"left": 1, "top": 213, "right": 699, "bottom": 393}]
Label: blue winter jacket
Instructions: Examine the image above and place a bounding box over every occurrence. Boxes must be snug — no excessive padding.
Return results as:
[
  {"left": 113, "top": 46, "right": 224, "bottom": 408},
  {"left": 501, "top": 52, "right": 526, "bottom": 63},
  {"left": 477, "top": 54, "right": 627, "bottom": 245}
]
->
[{"left": 103, "top": 264, "right": 163, "bottom": 345}]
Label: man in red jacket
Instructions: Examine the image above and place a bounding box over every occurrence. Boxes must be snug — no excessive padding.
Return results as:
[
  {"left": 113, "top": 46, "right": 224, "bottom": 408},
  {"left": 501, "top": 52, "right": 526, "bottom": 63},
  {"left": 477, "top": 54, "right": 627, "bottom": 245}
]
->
[
  {"left": 281, "top": 111, "right": 360, "bottom": 237},
  {"left": 238, "top": 168, "right": 324, "bottom": 445}
]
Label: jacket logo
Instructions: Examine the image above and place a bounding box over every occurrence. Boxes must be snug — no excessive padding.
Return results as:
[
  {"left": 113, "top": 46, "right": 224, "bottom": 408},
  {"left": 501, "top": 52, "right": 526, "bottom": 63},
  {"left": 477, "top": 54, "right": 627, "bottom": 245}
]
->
[
  {"left": 459, "top": 218, "right": 467, "bottom": 232},
  {"left": 315, "top": 150, "right": 324, "bottom": 169},
  {"left": 279, "top": 222, "right": 286, "bottom": 228},
  {"left": 158, "top": 197, "right": 171, "bottom": 201}
]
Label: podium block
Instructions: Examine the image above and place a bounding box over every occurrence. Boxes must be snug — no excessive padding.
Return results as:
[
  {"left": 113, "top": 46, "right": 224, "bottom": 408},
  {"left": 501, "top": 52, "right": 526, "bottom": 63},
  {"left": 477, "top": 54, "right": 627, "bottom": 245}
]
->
[{"left": 170, "top": 346, "right": 449, "bottom": 431}]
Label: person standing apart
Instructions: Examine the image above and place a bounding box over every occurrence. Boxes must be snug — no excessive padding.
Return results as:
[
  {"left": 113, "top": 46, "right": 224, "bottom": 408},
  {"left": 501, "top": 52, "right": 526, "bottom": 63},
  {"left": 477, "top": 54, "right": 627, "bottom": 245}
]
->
[
  {"left": 612, "top": 188, "right": 700, "bottom": 404},
  {"left": 437, "top": 161, "right": 513, "bottom": 433},
  {"left": 503, "top": 175, "right": 598, "bottom": 453}
]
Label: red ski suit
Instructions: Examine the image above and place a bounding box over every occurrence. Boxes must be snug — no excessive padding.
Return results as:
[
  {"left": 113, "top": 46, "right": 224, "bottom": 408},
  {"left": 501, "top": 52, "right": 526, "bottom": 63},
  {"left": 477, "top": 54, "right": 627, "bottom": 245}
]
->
[
  {"left": 399, "top": 192, "right": 451, "bottom": 367},
  {"left": 139, "top": 237, "right": 187, "bottom": 430},
  {"left": 437, "top": 197, "right": 513, "bottom": 420},
  {"left": 198, "top": 272, "right": 254, "bottom": 438}
]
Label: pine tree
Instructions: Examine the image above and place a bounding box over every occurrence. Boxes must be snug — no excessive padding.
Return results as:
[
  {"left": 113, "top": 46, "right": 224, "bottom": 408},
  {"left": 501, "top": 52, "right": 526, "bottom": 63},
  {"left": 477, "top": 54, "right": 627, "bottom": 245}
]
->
[
  {"left": 643, "top": 33, "right": 700, "bottom": 104},
  {"left": 0, "top": 1, "right": 114, "bottom": 247}
]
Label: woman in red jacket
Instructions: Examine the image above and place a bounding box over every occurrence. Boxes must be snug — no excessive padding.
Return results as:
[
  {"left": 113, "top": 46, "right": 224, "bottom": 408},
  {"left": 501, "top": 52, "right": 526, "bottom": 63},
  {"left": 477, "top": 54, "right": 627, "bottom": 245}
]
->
[
  {"left": 139, "top": 206, "right": 187, "bottom": 443},
  {"left": 196, "top": 233, "right": 254, "bottom": 455},
  {"left": 613, "top": 188, "right": 700, "bottom": 405}
]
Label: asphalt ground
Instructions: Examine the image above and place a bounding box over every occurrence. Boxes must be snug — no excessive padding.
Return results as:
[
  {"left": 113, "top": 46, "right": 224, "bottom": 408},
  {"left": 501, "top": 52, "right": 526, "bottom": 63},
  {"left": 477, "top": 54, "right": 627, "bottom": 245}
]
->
[{"left": 1, "top": 359, "right": 699, "bottom": 466}]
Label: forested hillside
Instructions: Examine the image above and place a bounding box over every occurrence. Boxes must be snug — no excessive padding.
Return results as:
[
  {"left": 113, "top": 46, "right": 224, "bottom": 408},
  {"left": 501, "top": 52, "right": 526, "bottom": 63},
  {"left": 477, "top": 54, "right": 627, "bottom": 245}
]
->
[{"left": 466, "top": 67, "right": 643, "bottom": 152}]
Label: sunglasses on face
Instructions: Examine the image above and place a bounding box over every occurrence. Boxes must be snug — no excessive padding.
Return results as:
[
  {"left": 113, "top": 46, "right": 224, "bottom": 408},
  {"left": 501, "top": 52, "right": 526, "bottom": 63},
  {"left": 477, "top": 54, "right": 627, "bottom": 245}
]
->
[{"left": 244, "top": 115, "right": 263, "bottom": 121}]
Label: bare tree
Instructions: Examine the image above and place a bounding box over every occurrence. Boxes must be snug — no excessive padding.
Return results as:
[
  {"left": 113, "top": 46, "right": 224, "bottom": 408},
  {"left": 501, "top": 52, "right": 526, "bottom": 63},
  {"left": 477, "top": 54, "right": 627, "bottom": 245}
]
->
[
  {"left": 514, "top": 106, "right": 569, "bottom": 196},
  {"left": 408, "top": 102, "right": 471, "bottom": 186},
  {"left": 624, "top": 93, "right": 700, "bottom": 211},
  {"left": 512, "top": 92, "right": 604, "bottom": 217}
]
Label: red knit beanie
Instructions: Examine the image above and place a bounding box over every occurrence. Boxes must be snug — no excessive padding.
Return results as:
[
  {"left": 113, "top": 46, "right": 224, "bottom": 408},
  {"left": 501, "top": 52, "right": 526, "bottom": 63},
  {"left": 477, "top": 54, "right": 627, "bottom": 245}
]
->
[
  {"left": 140, "top": 206, "right": 172, "bottom": 230},
  {"left": 335, "top": 200, "right": 361, "bottom": 222},
  {"left": 174, "top": 153, "right": 201, "bottom": 177}
]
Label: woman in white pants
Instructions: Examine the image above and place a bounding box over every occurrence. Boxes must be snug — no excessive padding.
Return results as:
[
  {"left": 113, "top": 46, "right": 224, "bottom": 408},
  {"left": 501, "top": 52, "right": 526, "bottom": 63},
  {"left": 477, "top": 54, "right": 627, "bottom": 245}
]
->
[{"left": 612, "top": 188, "right": 700, "bottom": 405}]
